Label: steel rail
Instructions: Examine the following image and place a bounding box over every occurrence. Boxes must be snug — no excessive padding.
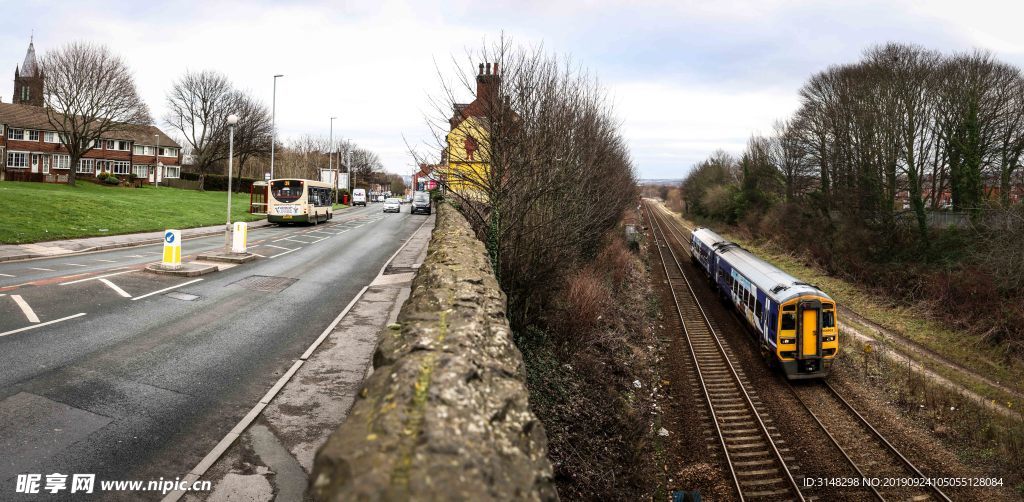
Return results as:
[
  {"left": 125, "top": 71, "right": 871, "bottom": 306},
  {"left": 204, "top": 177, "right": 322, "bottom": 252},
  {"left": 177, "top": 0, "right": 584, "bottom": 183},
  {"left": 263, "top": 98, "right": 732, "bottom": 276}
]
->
[
  {"left": 648, "top": 199, "right": 951, "bottom": 502},
  {"left": 644, "top": 201, "right": 805, "bottom": 501}
]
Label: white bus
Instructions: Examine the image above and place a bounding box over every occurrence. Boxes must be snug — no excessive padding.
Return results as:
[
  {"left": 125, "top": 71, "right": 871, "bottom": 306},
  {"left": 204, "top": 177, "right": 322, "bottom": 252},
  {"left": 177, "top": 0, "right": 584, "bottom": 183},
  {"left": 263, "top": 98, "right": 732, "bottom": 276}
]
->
[{"left": 267, "top": 179, "right": 334, "bottom": 225}]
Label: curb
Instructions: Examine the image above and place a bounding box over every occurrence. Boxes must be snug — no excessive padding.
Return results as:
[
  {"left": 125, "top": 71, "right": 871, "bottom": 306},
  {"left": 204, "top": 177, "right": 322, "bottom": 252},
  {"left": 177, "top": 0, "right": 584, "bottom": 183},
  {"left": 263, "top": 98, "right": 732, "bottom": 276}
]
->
[
  {"left": 144, "top": 263, "right": 220, "bottom": 277},
  {"left": 0, "top": 220, "right": 273, "bottom": 264},
  {"left": 196, "top": 253, "right": 258, "bottom": 264}
]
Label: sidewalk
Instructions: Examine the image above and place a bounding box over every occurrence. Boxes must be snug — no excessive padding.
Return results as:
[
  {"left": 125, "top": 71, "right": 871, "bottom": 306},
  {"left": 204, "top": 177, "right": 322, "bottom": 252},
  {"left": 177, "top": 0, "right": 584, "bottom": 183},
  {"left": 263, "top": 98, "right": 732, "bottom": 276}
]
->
[
  {"left": 0, "top": 221, "right": 273, "bottom": 263},
  {"left": 173, "top": 214, "right": 435, "bottom": 502}
]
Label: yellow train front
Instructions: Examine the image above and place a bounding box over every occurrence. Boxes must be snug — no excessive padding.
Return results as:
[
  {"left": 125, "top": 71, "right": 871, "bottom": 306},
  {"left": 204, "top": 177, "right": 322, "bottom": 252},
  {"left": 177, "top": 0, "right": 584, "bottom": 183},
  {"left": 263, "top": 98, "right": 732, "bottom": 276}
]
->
[{"left": 690, "top": 227, "right": 838, "bottom": 379}]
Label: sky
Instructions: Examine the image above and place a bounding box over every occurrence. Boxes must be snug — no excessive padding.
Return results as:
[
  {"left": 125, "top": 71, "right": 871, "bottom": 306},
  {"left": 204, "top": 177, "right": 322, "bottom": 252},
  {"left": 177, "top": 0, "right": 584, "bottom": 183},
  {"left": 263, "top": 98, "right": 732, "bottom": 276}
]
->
[{"left": 4, "top": 0, "right": 1024, "bottom": 180}]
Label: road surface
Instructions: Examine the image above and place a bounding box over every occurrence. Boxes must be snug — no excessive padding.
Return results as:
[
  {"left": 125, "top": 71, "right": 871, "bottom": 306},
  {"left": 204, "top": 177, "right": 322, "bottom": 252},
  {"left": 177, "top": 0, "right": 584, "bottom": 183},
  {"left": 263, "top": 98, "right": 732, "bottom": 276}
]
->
[{"left": 0, "top": 204, "right": 427, "bottom": 499}]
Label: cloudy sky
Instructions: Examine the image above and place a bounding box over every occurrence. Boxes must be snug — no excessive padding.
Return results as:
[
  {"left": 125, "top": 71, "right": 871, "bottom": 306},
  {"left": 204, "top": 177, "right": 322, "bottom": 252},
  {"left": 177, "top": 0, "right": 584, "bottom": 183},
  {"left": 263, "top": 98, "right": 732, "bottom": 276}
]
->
[{"left": 3, "top": 0, "right": 1024, "bottom": 180}]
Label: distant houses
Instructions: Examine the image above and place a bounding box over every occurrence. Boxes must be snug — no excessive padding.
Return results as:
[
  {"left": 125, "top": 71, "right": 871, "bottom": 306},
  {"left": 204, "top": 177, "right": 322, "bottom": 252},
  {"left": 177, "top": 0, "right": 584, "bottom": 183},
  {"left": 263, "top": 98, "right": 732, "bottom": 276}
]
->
[{"left": 1, "top": 38, "right": 182, "bottom": 185}]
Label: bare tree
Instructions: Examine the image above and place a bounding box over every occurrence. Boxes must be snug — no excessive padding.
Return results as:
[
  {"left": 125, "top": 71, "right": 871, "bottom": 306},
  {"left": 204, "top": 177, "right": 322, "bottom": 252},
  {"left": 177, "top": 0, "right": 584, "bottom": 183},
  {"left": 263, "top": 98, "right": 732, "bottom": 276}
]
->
[
  {"left": 231, "top": 91, "right": 273, "bottom": 173},
  {"left": 165, "top": 70, "right": 235, "bottom": 189},
  {"left": 40, "top": 42, "right": 151, "bottom": 186},
  {"left": 426, "top": 38, "right": 637, "bottom": 325}
]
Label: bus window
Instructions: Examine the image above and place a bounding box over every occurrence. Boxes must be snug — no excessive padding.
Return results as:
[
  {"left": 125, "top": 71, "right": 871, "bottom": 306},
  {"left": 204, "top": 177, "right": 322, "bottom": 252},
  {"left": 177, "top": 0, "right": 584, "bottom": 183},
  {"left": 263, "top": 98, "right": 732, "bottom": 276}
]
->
[
  {"left": 781, "top": 313, "right": 796, "bottom": 331},
  {"left": 823, "top": 310, "right": 835, "bottom": 328}
]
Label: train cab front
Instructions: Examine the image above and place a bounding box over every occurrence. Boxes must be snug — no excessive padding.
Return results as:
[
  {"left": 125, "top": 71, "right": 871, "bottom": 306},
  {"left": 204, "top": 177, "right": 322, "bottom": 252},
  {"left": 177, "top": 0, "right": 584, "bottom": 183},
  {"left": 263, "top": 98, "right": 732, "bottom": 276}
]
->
[{"left": 776, "top": 296, "right": 839, "bottom": 379}]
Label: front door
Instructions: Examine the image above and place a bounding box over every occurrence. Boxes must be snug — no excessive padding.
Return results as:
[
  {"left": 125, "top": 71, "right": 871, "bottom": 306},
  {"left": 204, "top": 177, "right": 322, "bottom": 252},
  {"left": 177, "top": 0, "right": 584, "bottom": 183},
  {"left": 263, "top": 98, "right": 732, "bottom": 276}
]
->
[{"left": 30, "top": 154, "right": 50, "bottom": 174}]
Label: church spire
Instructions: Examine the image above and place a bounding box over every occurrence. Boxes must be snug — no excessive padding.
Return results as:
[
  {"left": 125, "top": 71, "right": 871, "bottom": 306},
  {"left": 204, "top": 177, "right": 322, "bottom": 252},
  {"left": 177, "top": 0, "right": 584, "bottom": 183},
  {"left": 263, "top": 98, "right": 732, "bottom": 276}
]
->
[{"left": 21, "top": 35, "right": 39, "bottom": 78}]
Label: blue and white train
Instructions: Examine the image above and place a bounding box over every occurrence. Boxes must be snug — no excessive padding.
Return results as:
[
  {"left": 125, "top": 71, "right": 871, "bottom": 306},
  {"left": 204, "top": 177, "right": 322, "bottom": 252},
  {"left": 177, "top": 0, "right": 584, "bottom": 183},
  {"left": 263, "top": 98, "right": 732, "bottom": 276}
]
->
[{"left": 690, "top": 227, "right": 838, "bottom": 379}]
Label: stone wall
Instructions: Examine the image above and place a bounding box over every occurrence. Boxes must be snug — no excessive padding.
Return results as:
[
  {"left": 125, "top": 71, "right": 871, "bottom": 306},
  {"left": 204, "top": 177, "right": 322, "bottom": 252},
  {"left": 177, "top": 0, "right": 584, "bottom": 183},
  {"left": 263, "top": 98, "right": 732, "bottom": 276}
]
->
[{"left": 311, "top": 204, "right": 557, "bottom": 501}]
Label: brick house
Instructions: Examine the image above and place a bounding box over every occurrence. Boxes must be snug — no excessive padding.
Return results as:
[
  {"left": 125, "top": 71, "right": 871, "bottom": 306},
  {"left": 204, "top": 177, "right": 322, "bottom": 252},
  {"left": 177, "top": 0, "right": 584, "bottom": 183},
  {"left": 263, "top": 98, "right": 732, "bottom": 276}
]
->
[{"left": 0, "top": 38, "right": 182, "bottom": 184}]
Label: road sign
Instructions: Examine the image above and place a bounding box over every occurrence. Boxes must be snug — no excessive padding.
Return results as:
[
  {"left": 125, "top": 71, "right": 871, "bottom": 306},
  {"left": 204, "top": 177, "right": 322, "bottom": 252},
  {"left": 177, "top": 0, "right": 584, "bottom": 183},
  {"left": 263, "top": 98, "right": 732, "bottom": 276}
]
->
[
  {"left": 231, "top": 222, "right": 248, "bottom": 253},
  {"left": 265, "top": 172, "right": 271, "bottom": 181},
  {"left": 162, "top": 229, "right": 181, "bottom": 269}
]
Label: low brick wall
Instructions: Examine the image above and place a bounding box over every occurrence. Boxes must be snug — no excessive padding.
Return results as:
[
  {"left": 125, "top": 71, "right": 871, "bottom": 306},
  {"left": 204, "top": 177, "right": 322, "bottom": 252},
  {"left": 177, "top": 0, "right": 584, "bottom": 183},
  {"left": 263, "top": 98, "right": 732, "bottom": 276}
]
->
[{"left": 311, "top": 204, "right": 557, "bottom": 501}]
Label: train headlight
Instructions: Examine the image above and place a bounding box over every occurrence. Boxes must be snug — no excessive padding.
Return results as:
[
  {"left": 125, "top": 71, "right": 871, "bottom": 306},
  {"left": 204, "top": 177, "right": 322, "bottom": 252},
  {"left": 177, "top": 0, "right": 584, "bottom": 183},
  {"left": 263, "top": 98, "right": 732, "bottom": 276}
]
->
[
  {"left": 780, "top": 338, "right": 795, "bottom": 344},
  {"left": 823, "top": 336, "right": 836, "bottom": 342}
]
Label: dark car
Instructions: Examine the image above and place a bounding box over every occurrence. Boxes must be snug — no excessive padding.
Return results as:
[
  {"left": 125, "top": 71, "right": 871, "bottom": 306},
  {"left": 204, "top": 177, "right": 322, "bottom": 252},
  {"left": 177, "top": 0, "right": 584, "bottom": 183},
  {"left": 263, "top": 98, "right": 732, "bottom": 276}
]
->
[{"left": 411, "top": 191, "right": 431, "bottom": 215}]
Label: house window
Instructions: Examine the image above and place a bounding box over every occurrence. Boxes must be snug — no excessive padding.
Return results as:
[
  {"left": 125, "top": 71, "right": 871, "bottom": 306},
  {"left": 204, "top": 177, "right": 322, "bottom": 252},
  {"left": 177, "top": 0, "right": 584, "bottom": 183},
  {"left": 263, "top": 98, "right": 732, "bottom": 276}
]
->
[
  {"left": 111, "top": 161, "right": 130, "bottom": 175},
  {"left": 92, "top": 139, "right": 104, "bottom": 149},
  {"left": 8, "top": 128, "right": 23, "bottom": 140},
  {"left": 160, "top": 147, "right": 178, "bottom": 157},
  {"left": 164, "top": 165, "right": 180, "bottom": 178},
  {"left": 27, "top": 130, "right": 40, "bottom": 141},
  {"left": 117, "top": 141, "right": 131, "bottom": 151},
  {"left": 95, "top": 160, "right": 110, "bottom": 174},
  {"left": 44, "top": 131, "right": 60, "bottom": 143},
  {"left": 133, "top": 145, "right": 154, "bottom": 155},
  {"left": 77, "top": 158, "right": 95, "bottom": 174},
  {"left": 52, "top": 154, "right": 71, "bottom": 170},
  {"left": 7, "top": 151, "right": 28, "bottom": 168},
  {"left": 132, "top": 165, "right": 149, "bottom": 178}
]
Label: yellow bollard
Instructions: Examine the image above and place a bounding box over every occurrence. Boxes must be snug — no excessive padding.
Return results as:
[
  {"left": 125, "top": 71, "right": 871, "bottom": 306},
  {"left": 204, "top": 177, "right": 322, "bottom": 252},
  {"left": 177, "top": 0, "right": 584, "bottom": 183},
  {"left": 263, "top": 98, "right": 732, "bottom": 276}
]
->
[
  {"left": 162, "top": 229, "right": 181, "bottom": 269},
  {"left": 231, "top": 222, "right": 248, "bottom": 253}
]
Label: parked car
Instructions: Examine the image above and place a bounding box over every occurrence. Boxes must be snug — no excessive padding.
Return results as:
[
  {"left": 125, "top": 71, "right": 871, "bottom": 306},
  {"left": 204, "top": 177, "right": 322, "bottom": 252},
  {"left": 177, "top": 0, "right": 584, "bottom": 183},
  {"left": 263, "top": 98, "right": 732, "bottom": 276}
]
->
[
  {"left": 352, "top": 188, "right": 367, "bottom": 206},
  {"left": 383, "top": 198, "right": 401, "bottom": 213},
  {"left": 411, "top": 191, "right": 431, "bottom": 215}
]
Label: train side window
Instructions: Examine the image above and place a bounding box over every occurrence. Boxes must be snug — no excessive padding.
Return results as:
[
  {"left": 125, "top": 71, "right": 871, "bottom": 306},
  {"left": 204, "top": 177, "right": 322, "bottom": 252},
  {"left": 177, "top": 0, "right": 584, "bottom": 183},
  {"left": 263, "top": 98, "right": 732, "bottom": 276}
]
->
[
  {"left": 781, "top": 313, "right": 796, "bottom": 330},
  {"left": 755, "top": 301, "right": 763, "bottom": 319},
  {"left": 823, "top": 310, "right": 835, "bottom": 328},
  {"left": 782, "top": 305, "right": 796, "bottom": 312}
]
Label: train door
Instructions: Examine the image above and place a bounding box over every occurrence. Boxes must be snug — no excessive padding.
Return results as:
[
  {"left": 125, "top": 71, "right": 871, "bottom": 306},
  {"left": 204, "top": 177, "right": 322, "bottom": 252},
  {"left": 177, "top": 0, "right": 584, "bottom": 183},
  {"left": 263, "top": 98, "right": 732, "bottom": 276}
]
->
[{"left": 795, "top": 299, "right": 822, "bottom": 372}]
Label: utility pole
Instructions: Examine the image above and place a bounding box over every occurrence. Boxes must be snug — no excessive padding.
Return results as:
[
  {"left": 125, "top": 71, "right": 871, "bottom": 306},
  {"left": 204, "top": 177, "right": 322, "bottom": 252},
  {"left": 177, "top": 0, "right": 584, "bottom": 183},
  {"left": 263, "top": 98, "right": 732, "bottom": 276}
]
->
[
  {"left": 330, "top": 116, "right": 337, "bottom": 203},
  {"left": 225, "top": 114, "right": 238, "bottom": 250},
  {"left": 270, "top": 74, "right": 283, "bottom": 180}
]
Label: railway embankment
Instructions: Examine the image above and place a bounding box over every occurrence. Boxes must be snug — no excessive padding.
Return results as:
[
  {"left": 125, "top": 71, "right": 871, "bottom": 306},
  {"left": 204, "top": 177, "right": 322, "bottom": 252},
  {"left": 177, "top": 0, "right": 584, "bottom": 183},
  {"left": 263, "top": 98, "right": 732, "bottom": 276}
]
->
[
  {"left": 310, "top": 204, "right": 557, "bottom": 501},
  {"left": 652, "top": 200, "right": 1024, "bottom": 495}
]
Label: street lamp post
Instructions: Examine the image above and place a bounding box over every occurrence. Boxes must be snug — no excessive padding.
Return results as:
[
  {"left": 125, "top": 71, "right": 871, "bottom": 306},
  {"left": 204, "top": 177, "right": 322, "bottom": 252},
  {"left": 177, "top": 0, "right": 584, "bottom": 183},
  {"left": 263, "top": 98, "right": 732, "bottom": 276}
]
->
[
  {"left": 347, "top": 148, "right": 353, "bottom": 194},
  {"left": 225, "top": 114, "right": 239, "bottom": 250},
  {"left": 329, "top": 116, "right": 337, "bottom": 203},
  {"left": 269, "top": 74, "right": 283, "bottom": 180}
]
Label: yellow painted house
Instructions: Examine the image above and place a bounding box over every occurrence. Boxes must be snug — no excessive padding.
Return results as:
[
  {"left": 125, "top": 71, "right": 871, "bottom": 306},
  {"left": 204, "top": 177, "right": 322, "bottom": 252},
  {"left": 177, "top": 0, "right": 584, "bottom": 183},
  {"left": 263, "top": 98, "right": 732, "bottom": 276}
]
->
[{"left": 444, "top": 62, "right": 500, "bottom": 199}]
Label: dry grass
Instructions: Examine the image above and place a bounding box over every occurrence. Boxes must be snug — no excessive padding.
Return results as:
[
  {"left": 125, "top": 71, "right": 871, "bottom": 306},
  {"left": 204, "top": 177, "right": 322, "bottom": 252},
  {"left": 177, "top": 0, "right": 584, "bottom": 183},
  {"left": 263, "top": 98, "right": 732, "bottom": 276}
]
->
[{"left": 517, "top": 221, "right": 664, "bottom": 500}]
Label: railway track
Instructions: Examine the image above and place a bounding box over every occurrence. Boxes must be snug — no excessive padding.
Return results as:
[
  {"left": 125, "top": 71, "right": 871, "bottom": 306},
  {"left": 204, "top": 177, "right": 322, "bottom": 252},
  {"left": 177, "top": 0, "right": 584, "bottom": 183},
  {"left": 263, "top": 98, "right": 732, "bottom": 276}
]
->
[
  {"left": 645, "top": 199, "right": 953, "bottom": 502},
  {"left": 644, "top": 202, "right": 804, "bottom": 501}
]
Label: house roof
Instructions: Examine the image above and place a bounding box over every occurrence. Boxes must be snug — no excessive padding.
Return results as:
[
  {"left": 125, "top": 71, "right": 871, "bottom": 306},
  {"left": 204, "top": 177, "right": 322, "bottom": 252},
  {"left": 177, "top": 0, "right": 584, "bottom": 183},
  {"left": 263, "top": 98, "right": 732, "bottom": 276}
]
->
[{"left": 0, "top": 102, "right": 179, "bottom": 147}]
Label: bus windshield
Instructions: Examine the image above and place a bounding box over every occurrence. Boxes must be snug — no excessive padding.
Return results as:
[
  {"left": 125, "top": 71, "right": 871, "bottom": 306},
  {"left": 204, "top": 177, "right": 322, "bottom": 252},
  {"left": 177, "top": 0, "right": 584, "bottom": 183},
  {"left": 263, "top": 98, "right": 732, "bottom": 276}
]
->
[{"left": 271, "top": 180, "right": 304, "bottom": 203}]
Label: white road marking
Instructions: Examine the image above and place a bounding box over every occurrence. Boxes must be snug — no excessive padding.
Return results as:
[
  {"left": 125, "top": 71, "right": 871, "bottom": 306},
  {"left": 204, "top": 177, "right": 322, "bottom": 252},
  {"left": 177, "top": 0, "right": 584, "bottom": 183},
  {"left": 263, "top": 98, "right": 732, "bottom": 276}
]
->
[
  {"left": 0, "top": 313, "right": 86, "bottom": 338},
  {"left": 131, "top": 278, "right": 204, "bottom": 301},
  {"left": 163, "top": 214, "right": 431, "bottom": 502},
  {"left": 99, "top": 278, "right": 131, "bottom": 298},
  {"left": 28, "top": 267, "right": 54, "bottom": 272},
  {"left": 269, "top": 247, "right": 301, "bottom": 259},
  {"left": 65, "top": 263, "right": 88, "bottom": 267},
  {"left": 10, "top": 295, "right": 40, "bottom": 323},
  {"left": 263, "top": 244, "right": 292, "bottom": 250},
  {"left": 250, "top": 252, "right": 267, "bottom": 258},
  {"left": 126, "top": 255, "right": 145, "bottom": 258},
  {"left": 93, "top": 259, "right": 117, "bottom": 263},
  {"left": 0, "top": 273, "right": 15, "bottom": 278},
  {"left": 60, "top": 269, "right": 134, "bottom": 285}
]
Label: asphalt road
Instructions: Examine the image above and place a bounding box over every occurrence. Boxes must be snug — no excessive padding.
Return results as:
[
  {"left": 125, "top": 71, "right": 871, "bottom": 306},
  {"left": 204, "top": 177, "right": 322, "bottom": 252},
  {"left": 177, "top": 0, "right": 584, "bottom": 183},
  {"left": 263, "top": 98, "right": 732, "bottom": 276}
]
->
[{"left": 0, "top": 204, "right": 428, "bottom": 500}]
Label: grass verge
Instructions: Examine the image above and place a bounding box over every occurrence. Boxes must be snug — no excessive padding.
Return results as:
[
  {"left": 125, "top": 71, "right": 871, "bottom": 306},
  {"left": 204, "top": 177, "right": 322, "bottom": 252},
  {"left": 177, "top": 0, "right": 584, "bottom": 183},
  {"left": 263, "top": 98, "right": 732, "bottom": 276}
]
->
[{"left": 0, "top": 181, "right": 264, "bottom": 244}]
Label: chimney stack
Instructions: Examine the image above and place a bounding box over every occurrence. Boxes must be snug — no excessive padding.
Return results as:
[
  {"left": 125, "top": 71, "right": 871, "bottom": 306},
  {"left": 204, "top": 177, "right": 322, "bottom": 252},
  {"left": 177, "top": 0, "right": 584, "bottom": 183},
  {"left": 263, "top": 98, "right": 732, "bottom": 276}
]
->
[
  {"left": 479, "top": 63, "right": 484, "bottom": 75},
  {"left": 486, "top": 62, "right": 491, "bottom": 75},
  {"left": 493, "top": 62, "right": 499, "bottom": 74}
]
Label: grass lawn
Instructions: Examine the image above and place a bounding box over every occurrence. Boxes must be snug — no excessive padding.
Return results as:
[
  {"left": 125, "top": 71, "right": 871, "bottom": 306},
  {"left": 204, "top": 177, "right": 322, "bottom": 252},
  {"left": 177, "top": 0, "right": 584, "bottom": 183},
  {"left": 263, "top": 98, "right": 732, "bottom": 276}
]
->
[{"left": 0, "top": 181, "right": 264, "bottom": 244}]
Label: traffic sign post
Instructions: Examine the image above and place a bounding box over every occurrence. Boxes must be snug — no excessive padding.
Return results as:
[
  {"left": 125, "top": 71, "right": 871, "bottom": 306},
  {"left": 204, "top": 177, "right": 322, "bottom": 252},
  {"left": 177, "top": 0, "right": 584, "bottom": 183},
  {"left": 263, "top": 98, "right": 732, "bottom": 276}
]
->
[
  {"left": 162, "top": 230, "right": 181, "bottom": 270},
  {"left": 231, "top": 222, "right": 248, "bottom": 253}
]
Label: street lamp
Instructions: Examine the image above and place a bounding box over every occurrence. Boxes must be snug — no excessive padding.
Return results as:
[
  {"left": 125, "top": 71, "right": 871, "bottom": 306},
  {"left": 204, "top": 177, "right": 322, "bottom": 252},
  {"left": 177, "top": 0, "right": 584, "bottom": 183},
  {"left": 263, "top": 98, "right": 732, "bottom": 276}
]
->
[
  {"left": 329, "top": 116, "right": 337, "bottom": 203},
  {"left": 269, "top": 74, "right": 283, "bottom": 180},
  {"left": 225, "top": 113, "right": 239, "bottom": 250}
]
